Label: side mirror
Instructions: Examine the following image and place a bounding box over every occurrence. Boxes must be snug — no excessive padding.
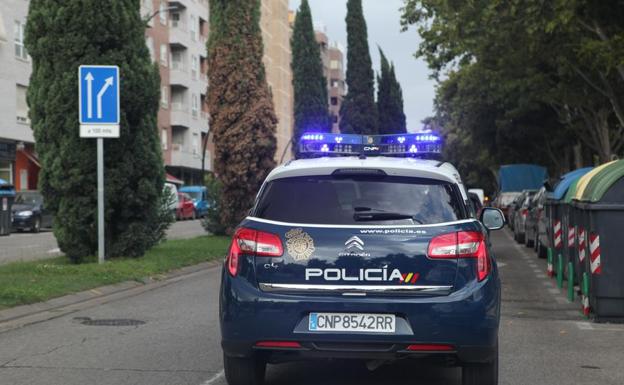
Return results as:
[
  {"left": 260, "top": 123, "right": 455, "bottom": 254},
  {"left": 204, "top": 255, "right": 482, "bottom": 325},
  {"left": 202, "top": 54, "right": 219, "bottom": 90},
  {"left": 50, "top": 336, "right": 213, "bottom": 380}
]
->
[{"left": 480, "top": 207, "right": 505, "bottom": 231}]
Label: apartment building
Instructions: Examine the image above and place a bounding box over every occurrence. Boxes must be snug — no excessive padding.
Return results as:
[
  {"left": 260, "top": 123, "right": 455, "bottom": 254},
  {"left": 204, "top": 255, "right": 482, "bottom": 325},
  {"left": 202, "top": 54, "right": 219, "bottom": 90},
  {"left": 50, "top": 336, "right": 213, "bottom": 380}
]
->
[
  {"left": 143, "top": 0, "right": 210, "bottom": 185},
  {"left": 0, "top": 0, "right": 39, "bottom": 190},
  {"left": 260, "top": 0, "right": 294, "bottom": 163},
  {"left": 315, "top": 30, "right": 345, "bottom": 133}
]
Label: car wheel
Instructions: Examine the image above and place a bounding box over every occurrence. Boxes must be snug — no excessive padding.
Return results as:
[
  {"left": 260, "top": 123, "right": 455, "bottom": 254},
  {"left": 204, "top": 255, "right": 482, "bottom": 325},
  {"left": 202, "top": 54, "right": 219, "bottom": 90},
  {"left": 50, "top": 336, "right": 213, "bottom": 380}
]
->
[
  {"left": 32, "top": 217, "right": 41, "bottom": 233},
  {"left": 462, "top": 343, "right": 498, "bottom": 385},
  {"left": 537, "top": 240, "right": 547, "bottom": 259},
  {"left": 223, "top": 354, "right": 265, "bottom": 385},
  {"left": 524, "top": 227, "right": 534, "bottom": 248}
]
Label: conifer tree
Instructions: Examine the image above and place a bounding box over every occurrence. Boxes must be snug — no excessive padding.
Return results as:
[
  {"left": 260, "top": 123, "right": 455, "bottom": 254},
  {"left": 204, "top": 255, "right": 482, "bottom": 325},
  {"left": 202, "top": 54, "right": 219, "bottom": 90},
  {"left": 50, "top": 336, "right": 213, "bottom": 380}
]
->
[
  {"left": 377, "top": 49, "right": 407, "bottom": 134},
  {"left": 208, "top": 0, "right": 277, "bottom": 234},
  {"left": 25, "top": 0, "right": 166, "bottom": 261},
  {"left": 291, "top": 0, "right": 330, "bottom": 156},
  {"left": 340, "top": 0, "right": 378, "bottom": 134}
]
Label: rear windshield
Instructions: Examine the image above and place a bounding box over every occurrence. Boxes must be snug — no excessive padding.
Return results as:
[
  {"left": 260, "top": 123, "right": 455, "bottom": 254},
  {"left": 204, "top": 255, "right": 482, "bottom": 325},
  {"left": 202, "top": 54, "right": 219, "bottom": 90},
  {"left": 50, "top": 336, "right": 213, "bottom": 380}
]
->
[{"left": 254, "top": 175, "right": 466, "bottom": 225}]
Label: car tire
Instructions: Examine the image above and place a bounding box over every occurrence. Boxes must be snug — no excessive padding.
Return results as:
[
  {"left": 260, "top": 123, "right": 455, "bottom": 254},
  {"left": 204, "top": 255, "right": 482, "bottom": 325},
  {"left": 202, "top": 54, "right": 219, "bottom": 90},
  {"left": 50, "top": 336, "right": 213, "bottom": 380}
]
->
[
  {"left": 537, "top": 240, "right": 547, "bottom": 259},
  {"left": 462, "top": 344, "right": 498, "bottom": 385},
  {"left": 524, "top": 227, "right": 534, "bottom": 248},
  {"left": 32, "top": 217, "right": 41, "bottom": 233},
  {"left": 223, "top": 354, "right": 265, "bottom": 385}
]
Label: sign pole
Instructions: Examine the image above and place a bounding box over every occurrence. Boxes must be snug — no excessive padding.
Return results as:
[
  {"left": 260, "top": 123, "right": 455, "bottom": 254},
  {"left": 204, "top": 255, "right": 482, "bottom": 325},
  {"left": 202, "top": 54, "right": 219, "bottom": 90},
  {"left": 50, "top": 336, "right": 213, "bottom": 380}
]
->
[{"left": 97, "top": 137, "right": 105, "bottom": 264}]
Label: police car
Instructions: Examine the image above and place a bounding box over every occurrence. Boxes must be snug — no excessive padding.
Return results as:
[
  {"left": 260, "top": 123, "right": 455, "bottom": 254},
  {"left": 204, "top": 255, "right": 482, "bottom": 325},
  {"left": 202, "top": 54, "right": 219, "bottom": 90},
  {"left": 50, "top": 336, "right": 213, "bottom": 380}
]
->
[{"left": 220, "top": 133, "right": 504, "bottom": 385}]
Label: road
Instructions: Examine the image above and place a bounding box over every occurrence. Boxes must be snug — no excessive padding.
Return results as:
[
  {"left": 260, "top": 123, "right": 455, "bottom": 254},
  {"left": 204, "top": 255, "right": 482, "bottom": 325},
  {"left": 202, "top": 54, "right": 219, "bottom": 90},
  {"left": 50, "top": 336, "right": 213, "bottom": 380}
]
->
[
  {"left": 0, "top": 219, "right": 207, "bottom": 265},
  {"left": 1, "top": 230, "right": 623, "bottom": 385}
]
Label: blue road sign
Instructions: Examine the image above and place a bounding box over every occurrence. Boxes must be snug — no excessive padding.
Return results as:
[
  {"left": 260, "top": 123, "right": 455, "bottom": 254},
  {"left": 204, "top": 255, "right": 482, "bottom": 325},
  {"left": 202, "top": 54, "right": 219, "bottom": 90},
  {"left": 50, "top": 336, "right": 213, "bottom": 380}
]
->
[{"left": 79, "top": 65, "right": 120, "bottom": 125}]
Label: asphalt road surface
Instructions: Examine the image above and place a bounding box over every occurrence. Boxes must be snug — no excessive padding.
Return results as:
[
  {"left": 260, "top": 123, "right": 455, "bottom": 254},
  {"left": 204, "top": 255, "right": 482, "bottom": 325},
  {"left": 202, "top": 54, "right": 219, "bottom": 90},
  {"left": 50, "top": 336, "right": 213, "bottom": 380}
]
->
[
  {"left": 1, "top": 229, "right": 623, "bottom": 385},
  {"left": 0, "top": 219, "right": 207, "bottom": 265}
]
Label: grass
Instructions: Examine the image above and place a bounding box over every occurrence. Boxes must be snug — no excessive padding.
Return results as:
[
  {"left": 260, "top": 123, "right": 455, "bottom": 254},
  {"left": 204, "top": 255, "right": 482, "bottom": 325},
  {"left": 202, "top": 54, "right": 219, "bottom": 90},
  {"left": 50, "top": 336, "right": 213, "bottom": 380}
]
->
[{"left": 0, "top": 235, "right": 230, "bottom": 310}]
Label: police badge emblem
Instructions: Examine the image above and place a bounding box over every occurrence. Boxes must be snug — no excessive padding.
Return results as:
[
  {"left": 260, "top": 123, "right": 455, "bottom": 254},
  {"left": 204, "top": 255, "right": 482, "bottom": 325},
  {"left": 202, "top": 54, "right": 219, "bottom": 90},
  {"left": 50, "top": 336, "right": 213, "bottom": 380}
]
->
[{"left": 285, "top": 228, "right": 315, "bottom": 261}]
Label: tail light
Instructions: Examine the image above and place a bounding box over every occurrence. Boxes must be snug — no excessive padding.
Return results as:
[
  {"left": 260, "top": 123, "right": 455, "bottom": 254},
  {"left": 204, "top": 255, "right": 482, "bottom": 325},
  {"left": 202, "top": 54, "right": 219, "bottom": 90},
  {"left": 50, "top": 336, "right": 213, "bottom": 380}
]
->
[
  {"left": 521, "top": 209, "right": 528, "bottom": 217},
  {"left": 428, "top": 231, "right": 490, "bottom": 281},
  {"left": 227, "top": 227, "right": 283, "bottom": 276},
  {"left": 406, "top": 343, "right": 455, "bottom": 352}
]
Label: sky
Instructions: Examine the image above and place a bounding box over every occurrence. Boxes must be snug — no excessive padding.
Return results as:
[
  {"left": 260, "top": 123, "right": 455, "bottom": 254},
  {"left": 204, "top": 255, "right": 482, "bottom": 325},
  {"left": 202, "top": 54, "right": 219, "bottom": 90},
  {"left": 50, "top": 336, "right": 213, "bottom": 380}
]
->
[{"left": 288, "top": 0, "right": 436, "bottom": 130}]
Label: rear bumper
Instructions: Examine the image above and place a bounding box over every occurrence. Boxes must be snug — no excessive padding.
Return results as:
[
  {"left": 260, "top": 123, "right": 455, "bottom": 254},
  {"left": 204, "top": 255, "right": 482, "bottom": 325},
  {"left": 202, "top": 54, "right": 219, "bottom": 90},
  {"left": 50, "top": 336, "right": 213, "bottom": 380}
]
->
[{"left": 220, "top": 269, "right": 500, "bottom": 364}]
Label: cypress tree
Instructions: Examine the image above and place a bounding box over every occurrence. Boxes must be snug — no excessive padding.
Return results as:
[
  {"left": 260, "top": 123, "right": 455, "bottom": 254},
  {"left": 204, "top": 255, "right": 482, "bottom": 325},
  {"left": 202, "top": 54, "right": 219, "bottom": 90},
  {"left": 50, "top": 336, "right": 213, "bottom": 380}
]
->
[
  {"left": 208, "top": 0, "right": 277, "bottom": 234},
  {"left": 377, "top": 49, "right": 407, "bottom": 134},
  {"left": 291, "top": 0, "right": 331, "bottom": 156},
  {"left": 340, "top": 0, "right": 378, "bottom": 135},
  {"left": 25, "top": 0, "right": 167, "bottom": 261}
]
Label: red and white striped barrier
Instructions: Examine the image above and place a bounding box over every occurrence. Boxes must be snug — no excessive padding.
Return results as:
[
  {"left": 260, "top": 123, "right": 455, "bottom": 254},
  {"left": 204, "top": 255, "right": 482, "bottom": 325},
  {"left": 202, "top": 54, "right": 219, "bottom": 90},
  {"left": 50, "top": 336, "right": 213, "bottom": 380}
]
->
[
  {"left": 578, "top": 228, "right": 586, "bottom": 262},
  {"left": 589, "top": 233, "right": 602, "bottom": 275},
  {"left": 554, "top": 220, "right": 562, "bottom": 249},
  {"left": 568, "top": 226, "right": 575, "bottom": 248}
]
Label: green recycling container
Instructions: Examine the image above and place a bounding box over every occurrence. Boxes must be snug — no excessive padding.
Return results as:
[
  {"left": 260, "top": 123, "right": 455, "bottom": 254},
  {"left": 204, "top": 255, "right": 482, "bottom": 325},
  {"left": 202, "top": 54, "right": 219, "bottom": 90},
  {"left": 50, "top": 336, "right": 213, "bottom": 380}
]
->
[{"left": 572, "top": 160, "right": 624, "bottom": 321}]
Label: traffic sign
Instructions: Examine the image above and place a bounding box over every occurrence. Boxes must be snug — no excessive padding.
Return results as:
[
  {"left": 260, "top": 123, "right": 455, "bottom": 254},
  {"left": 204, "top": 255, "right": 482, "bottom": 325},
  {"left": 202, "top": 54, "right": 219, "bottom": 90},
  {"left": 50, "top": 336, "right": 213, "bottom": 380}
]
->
[
  {"left": 78, "top": 65, "right": 121, "bottom": 264},
  {"left": 79, "top": 65, "right": 120, "bottom": 138}
]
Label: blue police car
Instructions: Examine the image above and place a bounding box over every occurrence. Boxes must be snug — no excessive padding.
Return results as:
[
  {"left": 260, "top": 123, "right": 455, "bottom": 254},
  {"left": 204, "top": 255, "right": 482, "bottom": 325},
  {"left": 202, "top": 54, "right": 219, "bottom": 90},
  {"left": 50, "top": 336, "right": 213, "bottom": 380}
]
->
[{"left": 220, "top": 133, "right": 505, "bottom": 385}]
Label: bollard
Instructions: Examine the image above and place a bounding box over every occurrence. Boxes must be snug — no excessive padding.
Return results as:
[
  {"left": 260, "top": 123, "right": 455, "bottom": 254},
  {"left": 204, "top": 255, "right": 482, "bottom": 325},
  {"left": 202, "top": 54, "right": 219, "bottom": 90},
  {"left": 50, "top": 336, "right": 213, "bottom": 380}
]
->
[
  {"left": 568, "top": 261, "right": 574, "bottom": 301},
  {"left": 582, "top": 272, "right": 590, "bottom": 317},
  {"left": 557, "top": 253, "right": 564, "bottom": 288},
  {"left": 547, "top": 248, "right": 554, "bottom": 277}
]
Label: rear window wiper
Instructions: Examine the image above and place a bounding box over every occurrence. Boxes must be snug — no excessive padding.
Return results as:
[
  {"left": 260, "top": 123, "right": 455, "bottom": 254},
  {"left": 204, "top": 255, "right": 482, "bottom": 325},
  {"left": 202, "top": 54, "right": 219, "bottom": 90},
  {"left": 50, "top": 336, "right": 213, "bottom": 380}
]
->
[{"left": 353, "top": 210, "right": 423, "bottom": 223}]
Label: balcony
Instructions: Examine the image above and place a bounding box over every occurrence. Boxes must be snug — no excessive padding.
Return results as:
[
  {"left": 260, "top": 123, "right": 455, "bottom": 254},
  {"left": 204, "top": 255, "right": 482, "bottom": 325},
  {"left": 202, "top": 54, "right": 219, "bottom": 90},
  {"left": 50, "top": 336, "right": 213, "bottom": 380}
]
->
[
  {"left": 170, "top": 144, "right": 203, "bottom": 170},
  {"left": 169, "top": 65, "right": 190, "bottom": 88},
  {"left": 170, "top": 105, "right": 191, "bottom": 128},
  {"left": 169, "top": 24, "right": 189, "bottom": 48}
]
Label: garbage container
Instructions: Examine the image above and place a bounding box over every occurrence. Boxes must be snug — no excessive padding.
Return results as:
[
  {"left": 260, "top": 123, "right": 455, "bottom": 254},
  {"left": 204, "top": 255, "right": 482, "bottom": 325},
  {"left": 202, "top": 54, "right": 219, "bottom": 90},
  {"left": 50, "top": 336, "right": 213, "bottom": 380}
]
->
[
  {"left": 545, "top": 168, "right": 593, "bottom": 279},
  {"left": 0, "top": 183, "right": 16, "bottom": 236},
  {"left": 573, "top": 160, "right": 624, "bottom": 321}
]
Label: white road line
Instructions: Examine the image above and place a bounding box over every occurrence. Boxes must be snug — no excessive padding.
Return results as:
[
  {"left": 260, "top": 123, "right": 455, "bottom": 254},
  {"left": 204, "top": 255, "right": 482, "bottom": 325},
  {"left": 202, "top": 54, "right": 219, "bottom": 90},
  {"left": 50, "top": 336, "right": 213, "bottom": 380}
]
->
[
  {"left": 548, "top": 288, "right": 560, "bottom": 295},
  {"left": 201, "top": 370, "right": 224, "bottom": 385},
  {"left": 542, "top": 281, "right": 553, "bottom": 287},
  {"left": 555, "top": 297, "right": 568, "bottom": 304},
  {"left": 576, "top": 322, "right": 594, "bottom": 330},
  {"left": 536, "top": 273, "right": 547, "bottom": 279}
]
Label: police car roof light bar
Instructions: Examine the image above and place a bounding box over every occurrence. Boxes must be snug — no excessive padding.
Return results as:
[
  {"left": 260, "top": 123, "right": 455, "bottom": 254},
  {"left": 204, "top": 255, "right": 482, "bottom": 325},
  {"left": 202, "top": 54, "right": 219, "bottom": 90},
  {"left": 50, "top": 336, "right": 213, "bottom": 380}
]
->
[{"left": 298, "top": 133, "right": 442, "bottom": 159}]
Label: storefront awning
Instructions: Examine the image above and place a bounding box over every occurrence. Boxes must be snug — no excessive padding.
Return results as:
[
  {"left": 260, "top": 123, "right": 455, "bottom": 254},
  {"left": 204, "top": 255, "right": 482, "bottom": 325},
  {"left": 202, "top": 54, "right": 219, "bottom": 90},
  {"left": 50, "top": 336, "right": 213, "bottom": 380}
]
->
[{"left": 166, "top": 173, "right": 184, "bottom": 185}]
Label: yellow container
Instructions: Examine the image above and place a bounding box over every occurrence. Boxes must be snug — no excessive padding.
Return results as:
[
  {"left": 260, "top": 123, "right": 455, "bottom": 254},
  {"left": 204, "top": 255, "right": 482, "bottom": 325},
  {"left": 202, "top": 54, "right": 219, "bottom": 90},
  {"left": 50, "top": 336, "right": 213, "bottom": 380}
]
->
[{"left": 574, "top": 161, "right": 617, "bottom": 201}]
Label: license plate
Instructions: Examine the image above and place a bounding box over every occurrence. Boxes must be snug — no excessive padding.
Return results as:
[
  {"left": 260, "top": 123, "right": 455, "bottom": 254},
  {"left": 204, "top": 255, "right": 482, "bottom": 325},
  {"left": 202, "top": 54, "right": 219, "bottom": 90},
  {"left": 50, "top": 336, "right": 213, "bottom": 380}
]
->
[{"left": 308, "top": 312, "right": 395, "bottom": 333}]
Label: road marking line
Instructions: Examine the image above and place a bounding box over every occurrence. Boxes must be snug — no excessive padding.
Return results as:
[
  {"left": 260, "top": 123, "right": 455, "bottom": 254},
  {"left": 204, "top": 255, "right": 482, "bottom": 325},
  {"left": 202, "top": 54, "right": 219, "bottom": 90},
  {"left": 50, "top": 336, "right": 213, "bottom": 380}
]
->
[
  {"left": 536, "top": 273, "right": 547, "bottom": 279},
  {"left": 548, "top": 288, "right": 560, "bottom": 295},
  {"left": 555, "top": 297, "right": 568, "bottom": 304},
  {"left": 576, "top": 322, "right": 593, "bottom": 330},
  {"left": 201, "top": 370, "right": 224, "bottom": 385},
  {"left": 542, "top": 281, "right": 553, "bottom": 287}
]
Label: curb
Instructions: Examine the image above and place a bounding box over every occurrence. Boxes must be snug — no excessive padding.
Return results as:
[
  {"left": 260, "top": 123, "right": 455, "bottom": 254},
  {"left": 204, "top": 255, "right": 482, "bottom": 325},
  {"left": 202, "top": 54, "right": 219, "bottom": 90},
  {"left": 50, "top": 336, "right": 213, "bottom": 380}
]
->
[{"left": 0, "top": 260, "right": 222, "bottom": 334}]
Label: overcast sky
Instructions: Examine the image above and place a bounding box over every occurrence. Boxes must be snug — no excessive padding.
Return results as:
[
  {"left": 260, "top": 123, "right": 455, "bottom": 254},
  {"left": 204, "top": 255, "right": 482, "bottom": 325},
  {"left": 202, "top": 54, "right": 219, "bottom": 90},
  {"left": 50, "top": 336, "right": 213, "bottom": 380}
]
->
[{"left": 289, "top": 0, "right": 436, "bottom": 130}]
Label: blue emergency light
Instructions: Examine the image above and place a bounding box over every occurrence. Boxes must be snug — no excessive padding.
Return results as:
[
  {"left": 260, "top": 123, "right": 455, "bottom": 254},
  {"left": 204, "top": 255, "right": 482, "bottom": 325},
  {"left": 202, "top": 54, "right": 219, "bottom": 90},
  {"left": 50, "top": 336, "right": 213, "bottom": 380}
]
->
[{"left": 298, "top": 133, "right": 442, "bottom": 158}]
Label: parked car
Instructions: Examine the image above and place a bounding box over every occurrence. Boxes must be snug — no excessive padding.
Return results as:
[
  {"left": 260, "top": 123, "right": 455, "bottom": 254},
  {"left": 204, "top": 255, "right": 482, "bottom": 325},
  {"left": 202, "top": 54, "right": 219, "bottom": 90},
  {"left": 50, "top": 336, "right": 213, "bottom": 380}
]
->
[
  {"left": 507, "top": 194, "right": 524, "bottom": 232},
  {"left": 11, "top": 191, "right": 53, "bottom": 233},
  {"left": 525, "top": 187, "right": 549, "bottom": 258},
  {"left": 493, "top": 191, "right": 522, "bottom": 223},
  {"left": 468, "top": 188, "right": 485, "bottom": 205},
  {"left": 176, "top": 192, "right": 196, "bottom": 220},
  {"left": 468, "top": 191, "right": 484, "bottom": 218},
  {"left": 179, "top": 186, "right": 208, "bottom": 218},
  {"left": 513, "top": 190, "right": 537, "bottom": 244}
]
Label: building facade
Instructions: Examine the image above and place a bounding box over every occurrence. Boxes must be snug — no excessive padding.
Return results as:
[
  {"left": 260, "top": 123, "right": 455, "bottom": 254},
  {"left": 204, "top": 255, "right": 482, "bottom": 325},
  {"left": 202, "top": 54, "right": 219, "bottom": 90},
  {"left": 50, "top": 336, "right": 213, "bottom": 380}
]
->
[
  {"left": 0, "top": 0, "right": 40, "bottom": 190},
  {"left": 315, "top": 30, "right": 345, "bottom": 134},
  {"left": 142, "top": 0, "right": 210, "bottom": 185},
  {"left": 260, "top": 0, "right": 294, "bottom": 163}
]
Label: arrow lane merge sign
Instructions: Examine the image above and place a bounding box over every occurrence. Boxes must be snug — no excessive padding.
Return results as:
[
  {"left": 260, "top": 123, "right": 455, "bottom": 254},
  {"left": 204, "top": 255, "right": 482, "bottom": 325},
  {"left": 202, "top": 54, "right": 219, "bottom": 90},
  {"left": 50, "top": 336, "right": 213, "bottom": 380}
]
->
[{"left": 79, "top": 65, "right": 120, "bottom": 138}]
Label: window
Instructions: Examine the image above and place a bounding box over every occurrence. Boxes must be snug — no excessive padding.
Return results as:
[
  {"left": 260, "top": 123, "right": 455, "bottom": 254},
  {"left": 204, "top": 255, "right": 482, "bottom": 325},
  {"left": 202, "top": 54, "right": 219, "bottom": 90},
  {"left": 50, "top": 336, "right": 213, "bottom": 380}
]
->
[
  {"left": 146, "top": 37, "right": 155, "bottom": 62},
  {"left": 190, "top": 15, "right": 197, "bottom": 41},
  {"left": 330, "top": 97, "right": 338, "bottom": 106},
  {"left": 161, "top": 129, "right": 168, "bottom": 150},
  {"left": 254, "top": 176, "right": 465, "bottom": 225},
  {"left": 0, "top": 160, "right": 13, "bottom": 184},
  {"left": 191, "top": 94, "right": 198, "bottom": 117},
  {"left": 159, "top": 1, "right": 167, "bottom": 25},
  {"left": 143, "top": 0, "right": 154, "bottom": 27},
  {"left": 161, "top": 86, "right": 168, "bottom": 108},
  {"left": 170, "top": 12, "right": 181, "bottom": 28},
  {"left": 330, "top": 60, "right": 341, "bottom": 70},
  {"left": 191, "top": 55, "right": 198, "bottom": 79},
  {"left": 14, "top": 20, "right": 28, "bottom": 60},
  {"left": 16, "top": 84, "right": 29, "bottom": 124},
  {"left": 192, "top": 133, "right": 199, "bottom": 154},
  {"left": 160, "top": 44, "right": 168, "bottom": 66}
]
